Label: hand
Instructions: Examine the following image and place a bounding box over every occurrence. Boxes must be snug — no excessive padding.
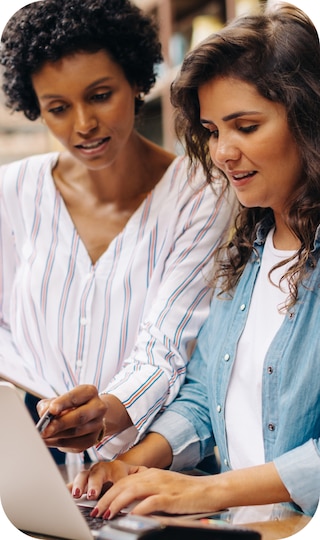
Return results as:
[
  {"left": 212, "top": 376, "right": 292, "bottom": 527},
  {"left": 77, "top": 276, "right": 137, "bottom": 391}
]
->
[
  {"left": 36, "top": 385, "right": 107, "bottom": 452},
  {"left": 69, "top": 460, "right": 146, "bottom": 500},
  {"left": 90, "top": 468, "right": 221, "bottom": 519}
]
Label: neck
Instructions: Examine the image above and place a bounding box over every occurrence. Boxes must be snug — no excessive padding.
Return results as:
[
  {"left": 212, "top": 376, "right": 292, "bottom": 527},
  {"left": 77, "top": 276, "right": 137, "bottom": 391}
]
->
[
  {"left": 272, "top": 215, "right": 300, "bottom": 251},
  {"left": 58, "top": 132, "right": 164, "bottom": 206}
]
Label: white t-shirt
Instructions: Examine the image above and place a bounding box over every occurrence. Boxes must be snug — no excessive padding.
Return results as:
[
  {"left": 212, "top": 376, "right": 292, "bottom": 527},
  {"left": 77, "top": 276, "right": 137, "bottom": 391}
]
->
[{"left": 225, "top": 228, "right": 296, "bottom": 469}]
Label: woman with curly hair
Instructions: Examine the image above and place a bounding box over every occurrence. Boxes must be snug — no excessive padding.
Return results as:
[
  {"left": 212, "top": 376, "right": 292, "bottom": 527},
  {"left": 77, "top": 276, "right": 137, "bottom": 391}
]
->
[
  {"left": 70, "top": 2, "right": 320, "bottom": 519},
  {"left": 0, "top": 0, "right": 235, "bottom": 463}
]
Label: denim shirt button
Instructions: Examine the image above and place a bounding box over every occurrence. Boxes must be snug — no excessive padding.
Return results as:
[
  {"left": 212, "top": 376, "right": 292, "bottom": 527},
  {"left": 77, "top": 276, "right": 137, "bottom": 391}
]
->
[
  {"left": 267, "top": 366, "right": 273, "bottom": 374},
  {"left": 217, "top": 405, "right": 222, "bottom": 413},
  {"left": 268, "top": 423, "right": 275, "bottom": 431},
  {"left": 224, "top": 353, "right": 230, "bottom": 362},
  {"left": 240, "top": 303, "right": 246, "bottom": 311},
  {"left": 224, "top": 458, "right": 229, "bottom": 467}
]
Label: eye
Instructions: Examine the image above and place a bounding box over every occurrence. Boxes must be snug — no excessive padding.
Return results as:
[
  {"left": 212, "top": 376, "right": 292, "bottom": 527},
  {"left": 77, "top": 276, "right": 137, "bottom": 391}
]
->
[
  {"left": 239, "top": 124, "right": 258, "bottom": 134},
  {"left": 201, "top": 123, "right": 219, "bottom": 139},
  {"left": 47, "top": 104, "right": 68, "bottom": 115},
  {"left": 90, "top": 91, "right": 112, "bottom": 102},
  {"left": 209, "top": 129, "right": 219, "bottom": 139}
]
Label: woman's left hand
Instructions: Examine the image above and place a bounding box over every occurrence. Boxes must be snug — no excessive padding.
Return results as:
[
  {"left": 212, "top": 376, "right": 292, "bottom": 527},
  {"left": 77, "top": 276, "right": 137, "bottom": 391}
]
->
[
  {"left": 36, "top": 385, "right": 107, "bottom": 452},
  {"left": 69, "top": 460, "right": 146, "bottom": 500}
]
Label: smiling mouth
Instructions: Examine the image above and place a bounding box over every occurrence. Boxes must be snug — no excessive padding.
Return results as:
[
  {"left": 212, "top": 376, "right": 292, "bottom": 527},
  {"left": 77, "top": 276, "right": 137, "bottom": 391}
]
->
[
  {"left": 75, "top": 137, "right": 110, "bottom": 150},
  {"left": 232, "top": 171, "right": 256, "bottom": 180}
]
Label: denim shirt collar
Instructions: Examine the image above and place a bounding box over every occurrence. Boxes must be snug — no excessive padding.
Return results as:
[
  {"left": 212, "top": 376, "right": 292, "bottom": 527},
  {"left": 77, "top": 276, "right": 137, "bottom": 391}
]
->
[{"left": 253, "top": 215, "right": 320, "bottom": 252}]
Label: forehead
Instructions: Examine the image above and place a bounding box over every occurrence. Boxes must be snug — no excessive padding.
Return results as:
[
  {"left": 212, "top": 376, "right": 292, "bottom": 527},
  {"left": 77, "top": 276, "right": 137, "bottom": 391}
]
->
[
  {"left": 32, "top": 49, "right": 127, "bottom": 89},
  {"left": 198, "top": 76, "right": 288, "bottom": 123}
]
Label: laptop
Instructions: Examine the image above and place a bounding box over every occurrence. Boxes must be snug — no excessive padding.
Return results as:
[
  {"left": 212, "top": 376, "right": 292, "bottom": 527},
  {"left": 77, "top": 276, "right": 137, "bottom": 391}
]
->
[{"left": 0, "top": 382, "right": 261, "bottom": 540}]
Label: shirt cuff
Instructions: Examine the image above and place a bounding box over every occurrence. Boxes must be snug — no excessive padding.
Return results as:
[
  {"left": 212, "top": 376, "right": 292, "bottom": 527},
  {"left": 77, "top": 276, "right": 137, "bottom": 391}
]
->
[
  {"left": 274, "top": 439, "right": 320, "bottom": 516},
  {"left": 149, "top": 410, "right": 201, "bottom": 471}
]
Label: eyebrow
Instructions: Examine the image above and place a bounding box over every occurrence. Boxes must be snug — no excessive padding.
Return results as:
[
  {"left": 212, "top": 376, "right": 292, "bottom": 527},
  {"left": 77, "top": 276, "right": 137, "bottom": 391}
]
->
[
  {"left": 38, "top": 77, "right": 114, "bottom": 100},
  {"left": 200, "top": 110, "right": 261, "bottom": 124}
]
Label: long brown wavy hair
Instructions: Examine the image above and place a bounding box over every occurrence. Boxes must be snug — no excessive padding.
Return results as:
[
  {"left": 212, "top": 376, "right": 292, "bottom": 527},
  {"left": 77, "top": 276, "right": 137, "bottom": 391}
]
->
[{"left": 171, "top": 3, "right": 320, "bottom": 309}]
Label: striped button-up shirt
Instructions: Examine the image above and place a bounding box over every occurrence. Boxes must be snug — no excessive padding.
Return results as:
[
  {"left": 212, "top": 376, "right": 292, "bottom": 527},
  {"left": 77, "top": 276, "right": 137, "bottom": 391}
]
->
[{"left": 0, "top": 152, "right": 236, "bottom": 458}]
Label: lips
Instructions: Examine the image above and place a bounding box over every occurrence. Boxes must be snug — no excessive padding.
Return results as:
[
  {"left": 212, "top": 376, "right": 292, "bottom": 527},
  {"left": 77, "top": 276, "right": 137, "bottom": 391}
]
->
[
  {"left": 75, "top": 136, "right": 110, "bottom": 150},
  {"left": 232, "top": 171, "right": 256, "bottom": 180}
]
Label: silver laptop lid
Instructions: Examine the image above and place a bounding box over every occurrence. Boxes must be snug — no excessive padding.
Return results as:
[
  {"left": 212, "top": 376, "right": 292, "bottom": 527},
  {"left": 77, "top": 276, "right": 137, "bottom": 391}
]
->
[{"left": 0, "top": 382, "right": 93, "bottom": 540}]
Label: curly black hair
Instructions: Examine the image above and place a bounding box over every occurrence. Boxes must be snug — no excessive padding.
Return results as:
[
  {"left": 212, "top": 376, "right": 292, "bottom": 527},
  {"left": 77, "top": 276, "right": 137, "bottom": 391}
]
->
[{"left": 0, "top": 0, "right": 162, "bottom": 120}]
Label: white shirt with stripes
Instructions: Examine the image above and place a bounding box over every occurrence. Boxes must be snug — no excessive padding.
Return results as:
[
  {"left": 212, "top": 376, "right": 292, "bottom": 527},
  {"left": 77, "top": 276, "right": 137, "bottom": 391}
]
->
[{"left": 0, "top": 152, "right": 235, "bottom": 459}]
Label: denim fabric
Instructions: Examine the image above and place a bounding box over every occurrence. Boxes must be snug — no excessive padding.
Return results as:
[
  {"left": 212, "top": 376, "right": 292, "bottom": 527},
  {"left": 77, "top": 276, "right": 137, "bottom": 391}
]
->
[{"left": 150, "top": 220, "right": 320, "bottom": 516}]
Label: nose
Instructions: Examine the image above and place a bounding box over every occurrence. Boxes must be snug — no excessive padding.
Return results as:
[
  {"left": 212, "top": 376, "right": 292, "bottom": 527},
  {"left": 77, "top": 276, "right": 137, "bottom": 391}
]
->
[
  {"left": 74, "top": 105, "right": 98, "bottom": 136},
  {"left": 210, "top": 135, "right": 241, "bottom": 166}
]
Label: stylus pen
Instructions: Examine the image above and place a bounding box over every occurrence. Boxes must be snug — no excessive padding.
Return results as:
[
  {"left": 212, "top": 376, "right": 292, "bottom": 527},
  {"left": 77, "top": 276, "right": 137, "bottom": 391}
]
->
[{"left": 36, "top": 411, "right": 56, "bottom": 433}]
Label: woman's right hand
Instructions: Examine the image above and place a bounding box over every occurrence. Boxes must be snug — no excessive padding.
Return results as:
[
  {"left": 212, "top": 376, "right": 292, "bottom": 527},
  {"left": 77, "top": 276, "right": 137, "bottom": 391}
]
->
[{"left": 69, "top": 460, "right": 147, "bottom": 500}]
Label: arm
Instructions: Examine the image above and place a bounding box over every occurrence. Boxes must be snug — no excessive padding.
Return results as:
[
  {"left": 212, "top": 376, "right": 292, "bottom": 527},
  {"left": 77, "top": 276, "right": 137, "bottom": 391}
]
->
[
  {"left": 75, "top": 459, "right": 291, "bottom": 519},
  {"left": 99, "top": 167, "right": 236, "bottom": 454},
  {"left": 39, "top": 163, "right": 237, "bottom": 455},
  {"left": 0, "top": 168, "right": 55, "bottom": 395},
  {"left": 70, "top": 331, "right": 318, "bottom": 516},
  {"left": 70, "top": 324, "right": 215, "bottom": 495}
]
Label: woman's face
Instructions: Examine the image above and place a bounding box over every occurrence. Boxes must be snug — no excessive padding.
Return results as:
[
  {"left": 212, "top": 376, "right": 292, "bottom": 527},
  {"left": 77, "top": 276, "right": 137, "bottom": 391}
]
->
[
  {"left": 32, "top": 50, "right": 138, "bottom": 170},
  {"left": 198, "top": 76, "right": 303, "bottom": 214}
]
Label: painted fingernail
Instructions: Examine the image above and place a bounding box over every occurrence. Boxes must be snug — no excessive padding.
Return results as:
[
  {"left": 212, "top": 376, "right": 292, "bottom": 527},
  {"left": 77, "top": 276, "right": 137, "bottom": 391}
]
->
[
  {"left": 73, "top": 487, "right": 81, "bottom": 497},
  {"left": 103, "top": 509, "right": 111, "bottom": 520},
  {"left": 90, "top": 507, "right": 99, "bottom": 518},
  {"left": 88, "top": 489, "right": 96, "bottom": 498}
]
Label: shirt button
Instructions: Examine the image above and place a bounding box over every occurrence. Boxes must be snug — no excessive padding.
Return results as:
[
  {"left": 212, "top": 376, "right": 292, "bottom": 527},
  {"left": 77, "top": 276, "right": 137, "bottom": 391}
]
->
[
  {"left": 80, "top": 317, "right": 88, "bottom": 326},
  {"left": 224, "top": 458, "right": 229, "bottom": 467},
  {"left": 240, "top": 303, "right": 246, "bottom": 311},
  {"left": 268, "top": 423, "right": 275, "bottom": 431},
  {"left": 217, "top": 405, "right": 222, "bottom": 413},
  {"left": 224, "top": 353, "right": 230, "bottom": 362},
  {"left": 76, "top": 359, "right": 83, "bottom": 368},
  {"left": 267, "top": 366, "right": 273, "bottom": 374}
]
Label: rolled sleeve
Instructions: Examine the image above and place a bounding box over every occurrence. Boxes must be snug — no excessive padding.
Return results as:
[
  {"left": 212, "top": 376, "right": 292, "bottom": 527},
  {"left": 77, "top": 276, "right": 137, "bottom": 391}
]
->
[
  {"left": 274, "top": 439, "right": 320, "bottom": 516},
  {"left": 149, "top": 410, "right": 202, "bottom": 471}
]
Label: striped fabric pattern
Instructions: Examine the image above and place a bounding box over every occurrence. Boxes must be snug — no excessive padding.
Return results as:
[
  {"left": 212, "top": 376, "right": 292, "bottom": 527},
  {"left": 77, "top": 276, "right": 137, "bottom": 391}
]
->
[{"left": 0, "top": 152, "right": 235, "bottom": 459}]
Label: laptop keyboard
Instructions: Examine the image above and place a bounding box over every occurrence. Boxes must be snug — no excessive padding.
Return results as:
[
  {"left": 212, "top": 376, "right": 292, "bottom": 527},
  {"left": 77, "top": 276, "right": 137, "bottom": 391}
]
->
[{"left": 78, "top": 504, "right": 116, "bottom": 531}]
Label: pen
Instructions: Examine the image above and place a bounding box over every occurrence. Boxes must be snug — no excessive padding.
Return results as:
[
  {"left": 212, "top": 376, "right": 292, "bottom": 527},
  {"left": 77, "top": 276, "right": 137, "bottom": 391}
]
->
[{"left": 36, "top": 410, "right": 55, "bottom": 433}]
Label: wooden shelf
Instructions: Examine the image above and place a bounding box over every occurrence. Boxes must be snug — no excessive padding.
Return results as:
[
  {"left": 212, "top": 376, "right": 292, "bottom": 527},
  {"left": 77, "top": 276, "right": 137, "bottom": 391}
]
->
[{"left": 134, "top": 0, "right": 262, "bottom": 152}]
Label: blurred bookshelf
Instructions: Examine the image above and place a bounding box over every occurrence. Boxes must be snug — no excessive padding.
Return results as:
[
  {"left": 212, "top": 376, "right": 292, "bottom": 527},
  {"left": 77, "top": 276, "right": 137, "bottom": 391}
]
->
[
  {"left": 0, "top": 0, "right": 262, "bottom": 164},
  {"left": 135, "top": 0, "right": 263, "bottom": 153}
]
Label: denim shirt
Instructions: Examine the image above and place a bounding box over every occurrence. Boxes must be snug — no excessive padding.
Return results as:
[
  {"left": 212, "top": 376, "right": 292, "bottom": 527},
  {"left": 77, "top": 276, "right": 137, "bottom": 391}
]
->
[{"left": 150, "top": 220, "right": 320, "bottom": 516}]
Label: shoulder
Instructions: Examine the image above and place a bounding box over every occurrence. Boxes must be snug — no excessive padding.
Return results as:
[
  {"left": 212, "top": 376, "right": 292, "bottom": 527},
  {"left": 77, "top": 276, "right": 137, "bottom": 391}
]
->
[
  {"left": 0, "top": 152, "right": 59, "bottom": 179},
  {"left": 0, "top": 152, "right": 59, "bottom": 197},
  {"left": 164, "top": 155, "right": 228, "bottom": 201}
]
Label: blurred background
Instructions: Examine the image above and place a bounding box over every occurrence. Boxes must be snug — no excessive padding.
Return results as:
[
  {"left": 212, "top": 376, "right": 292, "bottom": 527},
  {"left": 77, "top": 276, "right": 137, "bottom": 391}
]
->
[{"left": 0, "top": 0, "right": 319, "bottom": 163}]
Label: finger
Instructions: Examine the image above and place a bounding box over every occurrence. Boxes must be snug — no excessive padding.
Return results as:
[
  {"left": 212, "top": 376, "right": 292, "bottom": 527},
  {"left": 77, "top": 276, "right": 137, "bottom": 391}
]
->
[
  {"left": 95, "top": 488, "right": 140, "bottom": 519},
  {"left": 41, "top": 404, "right": 105, "bottom": 439},
  {"left": 85, "top": 463, "right": 111, "bottom": 500},
  {"left": 69, "top": 469, "right": 90, "bottom": 498},
  {"left": 93, "top": 475, "right": 150, "bottom": 518},
  {"left": 36, "top": 398, "right": 52, "bottom": 417},
  {"left": 49, "top": 385, "right": 99, "bottom": 415},
  {"left": 130, "top": 494, "right": 168, "bottom": 516},
  {"left": 43, "top": 431, "right": 100, "bottom": 452}
]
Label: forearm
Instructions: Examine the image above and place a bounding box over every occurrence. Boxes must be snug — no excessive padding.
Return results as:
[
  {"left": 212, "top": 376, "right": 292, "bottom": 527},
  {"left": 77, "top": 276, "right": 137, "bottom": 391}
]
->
[
  {"left": 210, "top": 462, "right": 291, "bottom": 509},
  {"left": 117, "top": 432, "right": 173, "bottom": 469}
]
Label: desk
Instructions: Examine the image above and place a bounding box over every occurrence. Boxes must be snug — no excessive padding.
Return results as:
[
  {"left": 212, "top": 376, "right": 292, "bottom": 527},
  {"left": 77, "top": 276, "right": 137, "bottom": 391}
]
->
[{"left": 57, "top": 462, "right": 311, "bottom": 540}]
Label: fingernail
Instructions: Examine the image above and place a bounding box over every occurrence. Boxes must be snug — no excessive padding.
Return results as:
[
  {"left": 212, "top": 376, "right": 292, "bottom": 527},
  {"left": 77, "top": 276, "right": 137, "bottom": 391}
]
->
[
  {"left": 103, "top": 509, "right": 111, "bottom": 520},
  {"left": 73, "top": 487, "right": 81, "bottom": 498},
  {"left": 88, "top": 489, "right": 96, "bottom": 499},
  {"left": 90, "top": 507, "right": 99, "bottom": 518}
]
